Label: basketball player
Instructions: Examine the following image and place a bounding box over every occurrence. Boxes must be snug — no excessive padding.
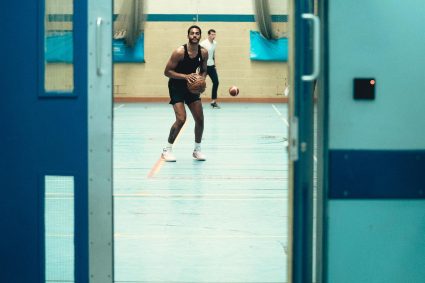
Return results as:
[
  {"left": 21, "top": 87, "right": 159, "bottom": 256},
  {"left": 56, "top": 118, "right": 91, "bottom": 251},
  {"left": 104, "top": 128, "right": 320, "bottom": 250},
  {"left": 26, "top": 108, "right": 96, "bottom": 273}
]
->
[
  {"left": 162, "top": 25, "right": 209, "bottom": 162},
  {"left": 200, "top": 29, "right": 220, "bottom": 108}
]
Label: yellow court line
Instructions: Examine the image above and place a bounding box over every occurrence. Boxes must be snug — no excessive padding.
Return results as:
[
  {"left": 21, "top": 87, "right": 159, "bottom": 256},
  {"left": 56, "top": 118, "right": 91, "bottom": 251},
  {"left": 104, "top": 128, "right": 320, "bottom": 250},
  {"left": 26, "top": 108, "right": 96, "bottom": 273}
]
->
[
  {"left": 146, "top": 157, "right": 164, "bottom": 179},
  {"left": 146, "top": 119, "right": 189, "bottom": 178}
]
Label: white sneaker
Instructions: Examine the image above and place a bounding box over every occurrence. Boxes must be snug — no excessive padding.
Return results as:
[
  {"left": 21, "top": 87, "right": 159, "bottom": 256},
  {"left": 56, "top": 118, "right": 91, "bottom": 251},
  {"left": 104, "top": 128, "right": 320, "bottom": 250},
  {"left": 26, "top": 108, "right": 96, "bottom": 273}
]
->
[
  {"left": 161, "top": 148, "right": 176, "bottom": 162},
  {"left": 192, "top": 149, "right": 206, "bottom": 161}
]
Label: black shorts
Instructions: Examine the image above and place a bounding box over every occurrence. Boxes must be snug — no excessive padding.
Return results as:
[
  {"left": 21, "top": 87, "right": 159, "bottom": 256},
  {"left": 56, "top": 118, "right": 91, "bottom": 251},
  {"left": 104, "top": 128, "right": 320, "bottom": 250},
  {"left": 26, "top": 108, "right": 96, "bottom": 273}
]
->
[{"left": 168, "top": 80, "right": 201, "bottom": 105}]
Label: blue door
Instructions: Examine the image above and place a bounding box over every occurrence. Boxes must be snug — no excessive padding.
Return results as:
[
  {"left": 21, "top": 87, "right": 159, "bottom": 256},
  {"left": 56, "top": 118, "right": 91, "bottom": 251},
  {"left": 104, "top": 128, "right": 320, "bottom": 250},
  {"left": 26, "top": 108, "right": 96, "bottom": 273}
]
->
[
  {"left": 0, "top": 0, "right": 112, "bottom": 282},
  {"left": 320, "top": 1, "right": 425, "bottom": 282},
  {"left": 290, "top": 0, "right": 319, "bottom": 282}
]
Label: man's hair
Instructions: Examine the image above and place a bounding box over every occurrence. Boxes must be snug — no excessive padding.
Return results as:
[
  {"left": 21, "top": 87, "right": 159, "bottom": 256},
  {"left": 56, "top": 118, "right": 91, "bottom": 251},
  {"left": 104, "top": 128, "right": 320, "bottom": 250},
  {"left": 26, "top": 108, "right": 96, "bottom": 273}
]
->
[
  {"left": 187, "top": 25, "right": 202, "bottom": 35},
  {"left": 208, "top": 29, "right": 216, "bottom": 34}
]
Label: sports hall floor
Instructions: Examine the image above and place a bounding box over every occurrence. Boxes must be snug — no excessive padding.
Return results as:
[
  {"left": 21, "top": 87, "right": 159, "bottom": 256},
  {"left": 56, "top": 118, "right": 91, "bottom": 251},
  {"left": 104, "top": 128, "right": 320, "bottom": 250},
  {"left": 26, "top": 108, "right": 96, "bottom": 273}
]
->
[{"left": 47, "top": 102, "right": 289, "bottom": 283}]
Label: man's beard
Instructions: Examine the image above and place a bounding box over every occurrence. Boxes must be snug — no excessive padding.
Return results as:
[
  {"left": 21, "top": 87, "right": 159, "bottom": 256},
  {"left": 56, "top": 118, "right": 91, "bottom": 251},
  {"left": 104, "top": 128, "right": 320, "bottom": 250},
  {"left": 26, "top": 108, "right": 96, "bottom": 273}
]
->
[{"left": 189, "top": 37, "right": 199, "bottom": 44}]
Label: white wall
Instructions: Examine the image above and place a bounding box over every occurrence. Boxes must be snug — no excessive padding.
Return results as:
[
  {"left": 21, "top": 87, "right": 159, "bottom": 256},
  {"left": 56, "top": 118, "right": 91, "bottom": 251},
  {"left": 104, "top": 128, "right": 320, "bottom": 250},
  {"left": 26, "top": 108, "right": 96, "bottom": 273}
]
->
[
  {"left": 113, "top": 0, "right": 289, "bottom": 100},
  {"left": 114, "top": 0, "right": 288, "bottom": 15}
]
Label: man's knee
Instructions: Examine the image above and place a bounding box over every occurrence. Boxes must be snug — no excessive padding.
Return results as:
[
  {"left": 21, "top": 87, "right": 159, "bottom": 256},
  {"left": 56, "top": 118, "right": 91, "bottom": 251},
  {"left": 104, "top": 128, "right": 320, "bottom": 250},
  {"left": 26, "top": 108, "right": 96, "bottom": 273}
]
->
[
  {"left": 195, "top": 117, "right": 204, "bottom": 128},
  {"left": 175, "top": 115, "right": 186, "bottom": 127}
]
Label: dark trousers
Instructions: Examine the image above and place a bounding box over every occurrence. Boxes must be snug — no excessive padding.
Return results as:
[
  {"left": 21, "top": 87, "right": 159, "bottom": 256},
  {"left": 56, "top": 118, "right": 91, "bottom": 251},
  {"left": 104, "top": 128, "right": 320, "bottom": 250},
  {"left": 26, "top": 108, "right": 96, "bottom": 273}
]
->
[{"left": 207, "top": 65, "right": 219, "bottom": 100}]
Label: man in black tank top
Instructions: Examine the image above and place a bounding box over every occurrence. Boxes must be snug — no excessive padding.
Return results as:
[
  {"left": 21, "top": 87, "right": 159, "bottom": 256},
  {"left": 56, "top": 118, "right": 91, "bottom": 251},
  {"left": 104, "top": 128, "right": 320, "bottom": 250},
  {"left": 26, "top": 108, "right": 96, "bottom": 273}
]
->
[{"left": 162, "top": 25, "right": 208, "bottom": 162}]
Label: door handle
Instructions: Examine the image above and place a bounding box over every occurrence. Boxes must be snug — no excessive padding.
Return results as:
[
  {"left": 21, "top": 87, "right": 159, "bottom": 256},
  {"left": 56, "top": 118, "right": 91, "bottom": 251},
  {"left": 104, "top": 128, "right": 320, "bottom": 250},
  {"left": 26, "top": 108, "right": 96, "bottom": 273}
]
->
[
  {"left": 301, "top": 14, "right": 320, "bottom": 81},
  {"left": 96, "top": 17, "right": 103, "bottom": 76}
]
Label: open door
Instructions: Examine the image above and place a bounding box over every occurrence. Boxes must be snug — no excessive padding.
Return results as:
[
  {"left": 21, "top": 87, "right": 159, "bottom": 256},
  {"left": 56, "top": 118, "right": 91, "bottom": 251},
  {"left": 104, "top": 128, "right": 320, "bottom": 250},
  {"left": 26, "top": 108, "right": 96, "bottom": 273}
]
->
[
  {"left": 0, "top": 0, "right": 113, "bottom": 282},
  {"left": 288, "top": 0, "right": 319, "bottom": 282},
  {"left": 318, "top": 1, "right": 425, "bottom": 283}
]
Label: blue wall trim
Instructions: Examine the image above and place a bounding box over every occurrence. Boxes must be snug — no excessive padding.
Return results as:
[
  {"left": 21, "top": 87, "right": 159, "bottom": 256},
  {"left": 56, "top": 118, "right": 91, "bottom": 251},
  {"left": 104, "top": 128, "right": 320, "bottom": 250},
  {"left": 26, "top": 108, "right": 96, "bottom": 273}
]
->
[
  {"left": 48, "top": 14, "right": 288, "bottom": 23},
  {"left": 146, "top": 14, "right": 286, "bottom": 22},
  {"left": 329, "top": 150, "right": 425, "bottom": 199}
]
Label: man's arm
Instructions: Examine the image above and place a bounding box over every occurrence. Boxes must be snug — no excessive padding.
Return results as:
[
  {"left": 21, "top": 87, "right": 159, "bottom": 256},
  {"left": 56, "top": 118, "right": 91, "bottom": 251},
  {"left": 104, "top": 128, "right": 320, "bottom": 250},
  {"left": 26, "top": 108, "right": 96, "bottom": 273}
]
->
[
  {"left": 164, "top": 47, "right": 187, "bottom": 80},
  {"left": 200, "top": 48, "right": 209, "bottom": 78}
]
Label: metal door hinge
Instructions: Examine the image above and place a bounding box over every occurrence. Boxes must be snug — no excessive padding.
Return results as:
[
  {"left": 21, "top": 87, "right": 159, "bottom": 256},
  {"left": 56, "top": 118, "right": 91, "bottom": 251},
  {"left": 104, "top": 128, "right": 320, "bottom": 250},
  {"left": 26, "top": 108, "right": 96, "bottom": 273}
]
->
[{"left": 289, "top": 116, "right": 299, "bottom": 161}]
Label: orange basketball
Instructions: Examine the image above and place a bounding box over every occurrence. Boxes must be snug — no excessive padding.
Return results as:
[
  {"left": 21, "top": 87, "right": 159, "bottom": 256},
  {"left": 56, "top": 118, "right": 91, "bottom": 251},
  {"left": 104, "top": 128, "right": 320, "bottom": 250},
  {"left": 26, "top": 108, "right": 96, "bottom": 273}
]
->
[
  {"left": 187, "top": 75, "right": 206, "bottom": 94},
  {"left": 229, "top": 86, "right": 239, "bottom": 96}
]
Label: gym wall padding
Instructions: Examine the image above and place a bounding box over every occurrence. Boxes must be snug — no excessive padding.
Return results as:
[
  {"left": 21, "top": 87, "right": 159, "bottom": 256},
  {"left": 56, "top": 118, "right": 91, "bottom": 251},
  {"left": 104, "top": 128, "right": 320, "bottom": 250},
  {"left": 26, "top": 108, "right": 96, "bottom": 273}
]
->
[
  {"left": 249, "top": 30, "right": 288, "bottom": 61},
  {"left": 46, "top": 33, "right": 144, "bottom": 63},
  {"left": 45, "top": 32, "right": 73, "bottom": 62},
  {"left": 113, "top": 34, "right": 145, "bottom": 63}
]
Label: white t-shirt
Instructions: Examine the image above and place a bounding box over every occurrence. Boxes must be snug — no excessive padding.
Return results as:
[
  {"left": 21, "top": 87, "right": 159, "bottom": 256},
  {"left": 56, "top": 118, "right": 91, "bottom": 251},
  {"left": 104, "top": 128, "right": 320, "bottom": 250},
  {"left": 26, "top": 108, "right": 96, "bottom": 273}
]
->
[{"left": 200, "top": 39, "right": 217, "bottom": 66}]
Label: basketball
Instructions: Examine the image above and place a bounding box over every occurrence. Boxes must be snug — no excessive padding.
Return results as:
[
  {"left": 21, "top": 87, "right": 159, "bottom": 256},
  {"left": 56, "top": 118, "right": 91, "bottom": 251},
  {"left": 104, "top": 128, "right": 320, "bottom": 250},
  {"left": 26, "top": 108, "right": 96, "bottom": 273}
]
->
[
  {"left": 229, "top": 86, "right": 239, "bottom": 96},
  {"left": 187, "top": 75, "right": 206, "bottom": 94}
]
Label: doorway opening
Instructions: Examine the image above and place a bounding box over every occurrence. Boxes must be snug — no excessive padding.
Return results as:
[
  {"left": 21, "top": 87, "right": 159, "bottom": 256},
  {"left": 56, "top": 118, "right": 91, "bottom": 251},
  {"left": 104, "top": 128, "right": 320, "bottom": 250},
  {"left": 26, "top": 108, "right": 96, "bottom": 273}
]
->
[{"left": 111, "top": 1, "right": 308, "bottom": 283}]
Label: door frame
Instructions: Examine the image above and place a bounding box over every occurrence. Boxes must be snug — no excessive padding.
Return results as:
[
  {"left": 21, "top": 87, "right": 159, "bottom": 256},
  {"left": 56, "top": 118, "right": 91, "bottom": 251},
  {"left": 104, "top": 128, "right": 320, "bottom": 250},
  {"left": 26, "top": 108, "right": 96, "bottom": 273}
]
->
[
  {"left": 87, "top": 0, "right": 114, "bottom": 282},
  {"left": 288, "top": 0, "right": 318, "bottom": 282}
]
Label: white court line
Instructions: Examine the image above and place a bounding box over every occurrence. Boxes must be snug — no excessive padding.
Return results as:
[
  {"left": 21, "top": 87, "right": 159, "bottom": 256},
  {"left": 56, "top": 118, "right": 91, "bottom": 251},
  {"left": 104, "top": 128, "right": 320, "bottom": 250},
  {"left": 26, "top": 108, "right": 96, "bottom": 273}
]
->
[
  {"left": 272, "top": 104, "right": 289, "bottom": 127},
  {"left": 114, "top": 104, "right": 125, "bottom": 110},
  {"left": 273, "top": 104, "right": 318, "bottom": 160}
]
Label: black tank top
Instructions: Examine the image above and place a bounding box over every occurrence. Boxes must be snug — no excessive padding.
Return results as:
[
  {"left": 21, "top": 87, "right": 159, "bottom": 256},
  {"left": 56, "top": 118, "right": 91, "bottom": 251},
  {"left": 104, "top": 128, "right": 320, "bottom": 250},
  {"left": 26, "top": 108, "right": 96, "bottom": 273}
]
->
[{"left": 169, "top": 44, "right": 203, "bottom": 88}]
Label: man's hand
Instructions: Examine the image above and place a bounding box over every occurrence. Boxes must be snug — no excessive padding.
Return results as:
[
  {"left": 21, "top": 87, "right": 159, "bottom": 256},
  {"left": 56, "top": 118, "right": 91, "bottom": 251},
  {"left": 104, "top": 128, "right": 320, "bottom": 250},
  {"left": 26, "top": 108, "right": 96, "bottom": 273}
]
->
[{"left": 186, "top": 73, "right": 200, "bottom": 84}]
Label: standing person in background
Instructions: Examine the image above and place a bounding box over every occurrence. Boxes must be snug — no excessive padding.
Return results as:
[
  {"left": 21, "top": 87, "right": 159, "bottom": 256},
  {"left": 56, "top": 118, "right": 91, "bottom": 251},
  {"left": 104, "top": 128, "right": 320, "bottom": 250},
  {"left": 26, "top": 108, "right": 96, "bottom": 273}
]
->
[
  {"left": 162, "top": 25, "right": 208, "bottom": 162},
  {"left": 201, "top": 29, "right": 220, "bottom": 109}
]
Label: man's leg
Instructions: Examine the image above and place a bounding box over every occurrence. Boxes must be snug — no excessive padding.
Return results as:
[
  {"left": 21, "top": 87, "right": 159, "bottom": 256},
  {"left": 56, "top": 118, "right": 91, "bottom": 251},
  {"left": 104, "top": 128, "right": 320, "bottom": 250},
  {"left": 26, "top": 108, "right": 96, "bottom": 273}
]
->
[
  {"left": 187, "top": 100, "right": 204, "bottom": 143},
  {"left": 188, "top": 100, "right": 206, "bottom": 161},
  {"left": 209, "top": 66, "right": 219, "bottom": 101},
  {"left": 162, "top": 102, "right": 186, "bottom": 162},
  {"left": 168, "top": 102, "right": 187, "bottom": 143},
  {"left": 208, "top": 67, "right": 220, "bottom": 108}
]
